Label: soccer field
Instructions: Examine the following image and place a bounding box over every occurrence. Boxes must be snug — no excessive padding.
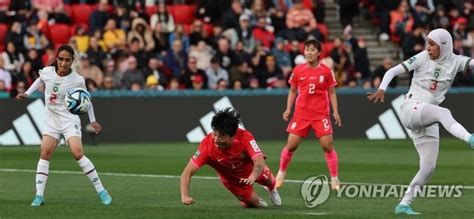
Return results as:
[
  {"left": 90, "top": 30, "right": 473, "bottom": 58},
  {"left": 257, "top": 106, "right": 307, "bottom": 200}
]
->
[{"left": 1, "top": 139, "right": 473, "bottom": 218}]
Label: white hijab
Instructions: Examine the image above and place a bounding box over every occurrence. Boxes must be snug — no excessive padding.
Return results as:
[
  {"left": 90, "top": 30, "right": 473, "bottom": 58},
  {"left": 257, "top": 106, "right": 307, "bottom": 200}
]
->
[{"left": 427, "top": 28, "right": 454, "bottom": 65}]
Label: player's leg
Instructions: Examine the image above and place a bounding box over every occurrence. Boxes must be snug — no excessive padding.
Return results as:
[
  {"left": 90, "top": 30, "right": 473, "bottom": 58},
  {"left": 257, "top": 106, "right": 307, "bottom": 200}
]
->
[
  {"left": 314, "top": 118, "right": 340, "bottom": 190},
  {"left": 256, "top": 166, "right": 281, "bottom": 206},
  {"left": 277, "top": 119, "right": 309, "bottom": 187},
  {"left": 416, "top": 104, "right": 472, "bottom": 147},
  {"left": 242, "top": 191, "right": 268, "bottom": 208},
  {"left": 31, "top": 134, "right": 59, "bottom": 207},
  {"left": 318, "top": 135, "right": 340, "bottom": 190},
  {"left": 67, "top": 136, "right": 112, "bottom": 205},
  {"left": 396, "top": 135, "right": 439, "bottom": 215}
]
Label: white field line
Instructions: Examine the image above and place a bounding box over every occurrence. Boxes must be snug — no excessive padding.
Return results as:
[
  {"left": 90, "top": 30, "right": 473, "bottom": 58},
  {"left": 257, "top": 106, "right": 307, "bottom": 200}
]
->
[{"left": 1, "top": 168, "right": 474, "bottom": 190}]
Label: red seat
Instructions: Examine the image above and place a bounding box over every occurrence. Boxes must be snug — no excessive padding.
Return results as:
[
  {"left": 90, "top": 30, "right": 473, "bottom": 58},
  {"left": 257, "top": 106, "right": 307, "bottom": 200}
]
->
[
  {"left": 320, "top": 42, "right": 335, "bottom": 59},
  {"left": 71, "top": 4, "right": 94, "bottom": 25},
  {"left": 0, "top": 24, "right": 7, "bottom": 52},
  {"left": 316, "top": 23, "right": 329, "bottom": 40},
  {"left": 167, "top": 4, "right": 196, "bottom": 25},
  {"left": 49, "top": 24, "right": 72, "bottom": 46},
  {"left": 146, "top": 5, "right": 158, "bottom": 17}
]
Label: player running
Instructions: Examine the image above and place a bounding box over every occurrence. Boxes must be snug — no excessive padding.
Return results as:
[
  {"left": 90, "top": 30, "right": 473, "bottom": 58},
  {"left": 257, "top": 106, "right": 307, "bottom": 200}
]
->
[
  {"left": 368, "top": 28, "right": 474, "bottom": 215},
  {"left": 180, "top": 108, "right": 281, "bottom": 208},
  {"left": 16, "top": 45, "right": 112, "bottom": 207},
  {"left": 275, "top": 39, "right": 342, "bottom": 190}
]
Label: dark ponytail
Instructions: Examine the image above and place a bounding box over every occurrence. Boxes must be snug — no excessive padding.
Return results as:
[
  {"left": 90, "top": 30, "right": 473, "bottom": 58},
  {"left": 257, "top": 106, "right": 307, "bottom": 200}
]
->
[{"left": 49, "top": 44, "right": 76, "bottom": 69}]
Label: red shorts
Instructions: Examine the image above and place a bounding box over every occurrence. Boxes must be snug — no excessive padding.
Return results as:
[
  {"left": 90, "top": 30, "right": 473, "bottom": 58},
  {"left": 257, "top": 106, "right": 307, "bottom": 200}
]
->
[
  {"left": 286, "top": 116, "right": 333, "bottom": 138},
  {"left": 220, "top": 166, "right": 274, "bottom": 203}
]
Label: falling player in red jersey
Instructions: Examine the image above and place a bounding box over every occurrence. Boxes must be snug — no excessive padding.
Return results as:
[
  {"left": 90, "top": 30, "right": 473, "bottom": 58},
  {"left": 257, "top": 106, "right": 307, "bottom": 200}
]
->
[
  {"left": 276, "top": 39, "right": 342, "bottom": 190},
  {"left": 180, "top": 108, "right": 281, "bottom": 208}
]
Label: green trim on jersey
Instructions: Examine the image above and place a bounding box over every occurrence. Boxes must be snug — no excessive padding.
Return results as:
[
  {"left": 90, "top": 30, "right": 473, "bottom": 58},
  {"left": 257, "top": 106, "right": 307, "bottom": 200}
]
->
[
  {"left": 401, "top": 63, "right": 409, "bottom": 73},
  {"left": 464, "top": 58, "right": 472, "bottom": 73}
]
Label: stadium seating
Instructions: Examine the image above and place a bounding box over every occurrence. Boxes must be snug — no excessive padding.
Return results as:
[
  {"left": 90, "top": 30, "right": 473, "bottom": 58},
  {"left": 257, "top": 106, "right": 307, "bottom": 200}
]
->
[
  {"left": 0, "top": 24, "right": 7, "bottom": 52},
  {"left": 48, "top": 24, "right": 72, "bottom": 47},
  {"left": 71, "top": 4, "right": 94, "bottom": 25},
  {"left": 167, "top": 4, "right": 196, "bottom": 25}
]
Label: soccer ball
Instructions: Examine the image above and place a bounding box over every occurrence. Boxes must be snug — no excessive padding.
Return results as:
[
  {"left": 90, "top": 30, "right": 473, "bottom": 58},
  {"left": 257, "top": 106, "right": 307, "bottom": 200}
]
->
[{"left": 65, "top": 88, "right": 92, "bottom": 115}]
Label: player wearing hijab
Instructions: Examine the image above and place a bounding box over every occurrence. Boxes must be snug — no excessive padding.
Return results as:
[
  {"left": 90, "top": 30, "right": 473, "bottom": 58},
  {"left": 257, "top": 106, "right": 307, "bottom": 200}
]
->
[{"left": 368, "top": 28, "right": 474, "bottom": 215}]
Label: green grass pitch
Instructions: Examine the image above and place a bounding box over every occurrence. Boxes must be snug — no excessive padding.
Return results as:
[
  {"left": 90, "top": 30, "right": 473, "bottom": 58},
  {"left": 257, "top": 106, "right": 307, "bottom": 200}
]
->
[{"left": 1, "top": 139, "right": 473, "bottom": 218}]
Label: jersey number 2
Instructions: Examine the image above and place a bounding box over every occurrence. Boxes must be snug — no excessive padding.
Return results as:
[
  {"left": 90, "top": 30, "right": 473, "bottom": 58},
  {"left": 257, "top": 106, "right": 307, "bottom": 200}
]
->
[
  {"left": 49, "top": 93, "right": 57, "bottom": 103},
  {"left": 309, "top": 83, "right": 316, "bottom": 94}
]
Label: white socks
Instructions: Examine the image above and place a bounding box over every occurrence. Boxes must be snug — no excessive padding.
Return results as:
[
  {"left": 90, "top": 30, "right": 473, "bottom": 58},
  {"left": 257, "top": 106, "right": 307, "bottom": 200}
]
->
[
  {"left": 448, "top": 123, "right": 471, "bottom": 142},
  {"left": 77, "top": 156, "right": 104, "bottom": 193},
  {"left": 35, "top": 159, "right": 50, "bottom": 197}
]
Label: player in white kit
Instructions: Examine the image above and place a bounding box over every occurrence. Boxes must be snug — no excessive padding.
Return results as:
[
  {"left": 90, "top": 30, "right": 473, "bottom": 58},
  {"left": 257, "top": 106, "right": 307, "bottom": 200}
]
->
[
  {"left": 16, "top": 45, "right": 112, "bottom": 206},
  {"left": 368, "top": 28, "right": 474, "bottom": 215}
]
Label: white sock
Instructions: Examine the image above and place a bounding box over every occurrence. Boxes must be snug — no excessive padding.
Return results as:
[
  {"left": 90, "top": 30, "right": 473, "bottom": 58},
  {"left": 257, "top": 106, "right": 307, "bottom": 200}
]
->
[
  {"left": 448, "top": 123, "right": 471, "bottom": 142},
  {"left": 35, "top": 159, "right": 49, "bottom": 197},
  {"left": 77, "top": 156, "right": 104, "bottom": 193}
]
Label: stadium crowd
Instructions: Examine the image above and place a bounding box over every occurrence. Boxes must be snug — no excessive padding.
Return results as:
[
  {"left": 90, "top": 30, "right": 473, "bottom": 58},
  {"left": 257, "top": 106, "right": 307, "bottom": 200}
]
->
[{"left": 0, "top": 0, "right": 472, "bottom": 97}]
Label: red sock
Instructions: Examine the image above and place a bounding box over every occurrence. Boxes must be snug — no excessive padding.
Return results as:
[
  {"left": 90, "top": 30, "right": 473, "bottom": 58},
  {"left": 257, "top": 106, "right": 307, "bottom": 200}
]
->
[
  {"left": 325, "top": 149, "right": 339, "bottom": 177},
  {"left": 279, "top": 147, "right": 294, "bottom": 172},
  {"left": 266, "top": 173, "right": 276, "bottom": 191}
]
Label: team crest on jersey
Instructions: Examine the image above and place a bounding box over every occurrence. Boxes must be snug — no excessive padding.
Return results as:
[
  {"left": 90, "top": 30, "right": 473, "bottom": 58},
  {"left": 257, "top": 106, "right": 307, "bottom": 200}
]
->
[
  {"left": 319, "top": 75, "right": 324, "bottom": 83},
  {"left": 407, "top": 56, "right": 417, "bottom": 65}
]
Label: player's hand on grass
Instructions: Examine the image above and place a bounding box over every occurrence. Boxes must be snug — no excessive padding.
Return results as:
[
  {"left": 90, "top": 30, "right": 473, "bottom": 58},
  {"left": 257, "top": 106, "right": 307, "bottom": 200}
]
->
[
  {"left": 333, "top": 112, "right": 342, "bottom": 126},
  {"left": 239, "top": 177, "right": 255, "bottom": 185},
  {"left": 283, "top": 109, "right": 291, "bottom": 121},
  {"left": 16, "top": 93, "right": 28, "bottom": 100},
  {"left": 181, "top": 196, "right": 195, "bottom": 205},
  {"left": 367, "top": 89, "right": 385, "bottom": 103},
  {"left": 91, "top": 122, "right": 102, "bottom": 134}
]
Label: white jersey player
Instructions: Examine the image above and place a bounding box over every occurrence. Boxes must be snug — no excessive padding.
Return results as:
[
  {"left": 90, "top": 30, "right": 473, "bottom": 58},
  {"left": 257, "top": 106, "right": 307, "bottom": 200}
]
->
[
  {"left": 16, "top": 45, "right": 112, "bottom": 207},
  {"left": 368, "top": 28, "right": 474, "bottom": 215}
]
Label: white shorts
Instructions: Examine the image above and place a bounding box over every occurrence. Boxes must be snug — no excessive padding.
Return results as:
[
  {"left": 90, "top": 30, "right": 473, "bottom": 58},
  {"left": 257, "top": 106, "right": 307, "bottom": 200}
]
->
[
  {"left": 42, "top": 108, "right": 82, "bottom": 141},
  {"left": 399, "top": 100, "right": 439, "bottom": 142}
]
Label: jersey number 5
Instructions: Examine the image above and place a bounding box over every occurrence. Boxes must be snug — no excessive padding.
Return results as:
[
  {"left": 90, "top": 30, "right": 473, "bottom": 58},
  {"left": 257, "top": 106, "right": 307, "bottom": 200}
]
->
[{"left": 309, "top": 83, "right": 316, "bottom": 94}]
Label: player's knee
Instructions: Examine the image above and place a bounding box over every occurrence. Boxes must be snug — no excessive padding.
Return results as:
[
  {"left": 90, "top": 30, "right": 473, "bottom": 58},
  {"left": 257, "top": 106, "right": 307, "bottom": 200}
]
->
[
  {"left": 72, "top": 153, "right": 84, "bottom": 161},
  {"left": 286, "top": 144, "right": 299, "bottom": 152},
  {"left": 40, "top": 150, "right": 53, "bottom": 160},
  {"left": 420, "top": 163, "right": 436, "bottom": 176},
  {"left": 438, "top": 107, "right": 451, "bottom": 117}
]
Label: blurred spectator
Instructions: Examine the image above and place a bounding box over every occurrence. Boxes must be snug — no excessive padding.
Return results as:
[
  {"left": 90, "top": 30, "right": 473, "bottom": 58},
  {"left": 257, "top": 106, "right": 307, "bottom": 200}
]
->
[
  {"left": 151, "top": 19, "right": 170, "bottom": 55},
  {"left": 188, "top": 40, "right": 213, "bottom": 70},
  {"left": 195, "top": 0, "right": 226, "bottom": 24},
  {"left": 371, "top": 0, "right": 400, "bottom": 41},
  {"left": 86, "top": 36, "right": 107, "bottom": 68},
  {"left": 130, "top": 81, "right": 142, "bottom": 91},
  {"left": 182, "top": 56, "right": 208, "bottom": 89},
  {"left": 0, "top": 58, "right": 12, "bottom": 91},
  {"left": 288, "top": 40, "right": 302, "bottom": 67},
  {"left": 167, "top": 76, "right": 182, "bottom": 90},
  {"left": 164, "top": 39, "right": 187, "bottom": 76},
  {"left": 10, "top": 80, "right": 26, "bottom": 98},
  {"left": 271, "top": 37, "right": 292, "bottom": 75},
  {"left": 129, "top": 38, "right": 152, "bottom": 69},
  {"left": 103, "top": 18, "right": 127, "bottom": 52},
  {"left": 453, "top": 17, "right": 468, "bottom": 40},
  {"left": 285, "top": 0, "right": 321, "bottom": 42},
  {"left": 5, "top": 22, "right": 24, "bottom": 53},
  {"left": 390, "top": 1, "right": 414, "bottom": 43},
  {"left": 410, "top": 0, "right": 434, "bottom": 24},
  {"left": 225, "top": 14, "right": 255, "bottom": 52},
  {"left": 150, "top": 2, "right": 175, "bottom": 38},
  {"left": 256, "top": 55, "right": 284, "bottom": 88},
  {"left": 31, "top": 0, "right": 63, "bottom": 13},
  {"left": 233, "top": 40, "right": 252, "bottom": 65},
  {"left": 168, "top": 24, "right": 190, "bottom": 53},
  {"left": 24, "top": 19, "right": 50, "bottom": 51},
  {"left": 431, "top": 5, "right": 450, "bottom": 31},
  {"left": 330, "top": 37, "right": 351, "bottom": 86},
  {"left": 216, "top": 78, "right": 228, "bottom": 90},
  {"left": 89, "top": 0, "right": 110, "bottom": 34},
  {"left": 232, "top": 79, "right": 243, "bottom": 90},
  {"left": 78, "top": 53, "right": 103, "bottom": 86},
  {"left": 221, "top": 0, "right": 245, "bottom": 30},
  {"left": 15, "top": 61, "right": 36, "bottom": 88},
  {"left": 144, "top": 57, "right": 170, "bottom": 89},
  {"left": 71, "top": 25, "right": 89, "bottom": 53},
  {"left": 102, "top": 59, "right": 122, "bottom": 88},
  {"left": 102, "top": 75, "right": 115, "bottom": 90},
  {"left": 250, "top": 41, "right": 268, "bottom": 72},
  {"left": 206, "top": 57, "right": 229, "bottom": 89},
  {"left": 229, "top": 60, "right": 253, "bottom": 87},
  {"left": 145, "top": 74, "right": 162, "bottom": 90},
  {"left": 252, "top": 16, "right": 275, "bottom": 49},
  {"left": 110, "top": 3, "right": 131, "bottom": 30},
  {"left": 337, "top": 0, "right": 359, "bottom": 28},
  {"left": 372, "top": 57, "right": 397, "bottom": 88},
  {"left": 402, "top": 23, "right": 425, "bottom": 59},
  {"left": 351, "top": 37, "right": 372, "bottom": 86},
  {"left": 191, "top": 74, "right": 205, "bottom": 90},
  {"left": 85, "top": 78, "right": 99, "bottom": 92},
  {"left": 215, "top": 37, "right": 238, "bottom": 71},
  {"left": 2, "top": 41, "right": 25, "bottom": 74},
  {"left": 122, "top": 56, "right": 145, "bottom": 89},
  {"left": 41, "top": 46, "right": 55, "bottom": 66},
  {"left": 189, "top": 20, "right": 208, "bottom": 47},
  {"left": 128, "top": 17, "right": 155, "bottom": 52},
  {"left": 453, "top": 36, "right": 470, "bottom": 57}
]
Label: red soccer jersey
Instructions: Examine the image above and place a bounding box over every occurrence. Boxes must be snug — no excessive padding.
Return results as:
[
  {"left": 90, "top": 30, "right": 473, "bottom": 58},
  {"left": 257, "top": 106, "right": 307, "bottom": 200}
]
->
[
  {"left": 191, "top": 129, "right": 263, "bottom": 184},
  {"left": 289, "top": 63, "right": 337, "bottom": 120}
]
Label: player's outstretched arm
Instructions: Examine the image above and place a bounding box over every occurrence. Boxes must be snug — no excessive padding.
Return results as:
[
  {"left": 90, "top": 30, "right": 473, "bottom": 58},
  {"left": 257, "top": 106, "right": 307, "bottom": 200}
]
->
[
  {"left": 367, "top": 64, "right": 406, "bottom": 103},
  {"left": 180, "top": 160, "right": 200, "bottom": 205},
  {"left": 240, "top": 154, "right": 265, "bottom": 185},
  {"left": 16, "top": 78, "right": 42, "bottom": 100}
]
